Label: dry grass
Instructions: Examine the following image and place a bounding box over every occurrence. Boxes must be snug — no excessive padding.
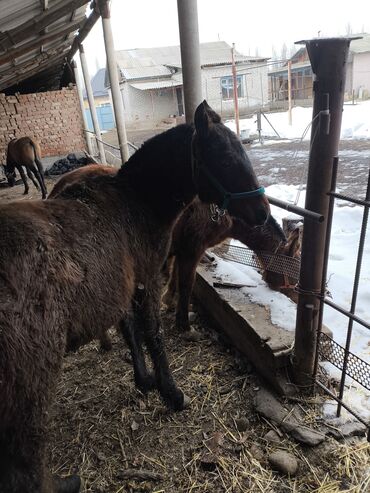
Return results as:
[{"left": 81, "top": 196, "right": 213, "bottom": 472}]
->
[{"left": 46, "top": 309, "right": 370, "bottom": 493}]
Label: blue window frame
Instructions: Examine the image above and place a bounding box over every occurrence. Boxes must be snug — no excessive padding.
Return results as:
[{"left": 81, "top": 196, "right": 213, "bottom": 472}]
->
[{"left": 220, "top": 75, "right": 244, "bottom": 100}]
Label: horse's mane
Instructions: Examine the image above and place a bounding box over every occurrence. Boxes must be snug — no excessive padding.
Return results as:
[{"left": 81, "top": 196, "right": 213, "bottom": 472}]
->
[{"left": 118, "top": 124, "right": 194, "bottom": 177}]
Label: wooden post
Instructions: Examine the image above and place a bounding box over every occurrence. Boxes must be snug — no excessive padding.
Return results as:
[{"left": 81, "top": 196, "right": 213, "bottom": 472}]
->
[
  {"left": 72, "top": 60, "right": 94, "bottom": 156},
  {"left": 288, "top": 60, "right": 292, "bottom": 125},
  {"left": 231, "top": 43, "right": 240, "bottom": 137},
  {"left": 98, "top": 0, "right": 129, "bottom": 164},
  {"left": 79, "top": 43, "right": 106, "bottom": 164}
]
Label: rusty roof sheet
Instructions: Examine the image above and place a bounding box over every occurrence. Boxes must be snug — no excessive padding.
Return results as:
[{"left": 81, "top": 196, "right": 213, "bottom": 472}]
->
[{"left": 0, "top": 0, "right": 92, "bottom": 93}]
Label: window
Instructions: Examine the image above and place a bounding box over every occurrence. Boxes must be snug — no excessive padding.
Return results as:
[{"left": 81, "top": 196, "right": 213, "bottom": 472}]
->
[{"left": 220, "top": 75, "right": 244, "bottom": 100}]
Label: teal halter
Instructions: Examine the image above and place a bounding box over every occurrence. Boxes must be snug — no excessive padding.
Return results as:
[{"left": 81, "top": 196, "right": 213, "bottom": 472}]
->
[
  {"left": 191, "top": 132, "right": 265, "bottom": 212},
  {"left": 199, "top": 164, "right": 265, "bottom": 211}
]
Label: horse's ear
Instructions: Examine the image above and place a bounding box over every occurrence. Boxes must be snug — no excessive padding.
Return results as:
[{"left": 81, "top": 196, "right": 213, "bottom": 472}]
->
[{"left": 194, "top": 100, "right": 221, "bottom": 137}]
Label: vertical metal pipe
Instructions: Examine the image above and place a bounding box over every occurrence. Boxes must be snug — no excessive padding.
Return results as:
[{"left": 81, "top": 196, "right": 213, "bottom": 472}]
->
[
  {"left": 79, "top": 43, "right": 106, "bottom": 164},
  {"left": 98, "top": 0, "right": 129, "bottom": 164},
  {"left": 337, "top": 168, "right": 370, "bottom": 415},
  {"left": 231, "top": 43, "right": 240, "bottom": 136},
  {"left": 288, "top": 60, "right": 292, "bottom": 125},
  {"left": 177, "top": 0, "right": 202, "bottom": 124},
  {"left": 293, "top": 37, "right": 354, "bottom": 386},
  {"left": 72, "top": 60, "right": 94, "bottom": 156},
  {"left": 312, "top": 156, "right": 339, "bottom": 379}
]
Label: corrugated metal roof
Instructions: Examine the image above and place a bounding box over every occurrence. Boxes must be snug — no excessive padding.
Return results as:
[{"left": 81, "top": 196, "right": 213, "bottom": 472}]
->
[
  {"left": 350, "top": 33, "right": 370, "bottom": 53},
  {"left": 0, "top": 0, "right": 93, "bottom": 93},
  {"left": 130, "top": 78, "right": 183, "bottom": 91},
  {"left": 116, "top": 41, "right": 267, "bottom": 81}
]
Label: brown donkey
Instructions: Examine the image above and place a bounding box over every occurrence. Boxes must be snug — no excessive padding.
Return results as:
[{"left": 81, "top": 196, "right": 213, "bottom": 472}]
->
[
  {"left": 162, "top": 200, "right": 291, "bottom": 332},
  {"left": 0, "top": 101, "right": 270, "bottom": 492},
  {"left": 4, "top": 136, "right": 47, "bottom": 199}
]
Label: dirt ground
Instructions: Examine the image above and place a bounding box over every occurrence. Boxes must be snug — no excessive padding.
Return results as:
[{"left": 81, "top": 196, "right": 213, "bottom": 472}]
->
[
  {"left": 50, "top": 310, "right": 369, "bottom": 493},
  {"left": 1, "top": 147, "right": 369, "bottom": 492}
]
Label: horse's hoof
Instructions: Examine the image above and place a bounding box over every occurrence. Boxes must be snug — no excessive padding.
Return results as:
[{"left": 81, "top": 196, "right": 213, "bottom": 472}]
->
[
  {"left": 23, "top": 190, "right": 29, "bottom": 195},
  {"left": 53, "top": 474, "right": 81, "bottom": 493},
  {"left": 164, "top": 388, "right": 191, "bottom": 411}
]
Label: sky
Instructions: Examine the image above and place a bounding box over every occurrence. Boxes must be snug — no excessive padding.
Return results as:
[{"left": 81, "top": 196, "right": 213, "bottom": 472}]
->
[{"left": 81, "top": 0, "right": 370, "bottom": 75}]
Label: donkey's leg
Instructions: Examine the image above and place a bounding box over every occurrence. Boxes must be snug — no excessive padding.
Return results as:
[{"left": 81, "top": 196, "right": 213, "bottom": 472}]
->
[
  {"left": 118, "top": 298, "right": 156, "bottom": 393},
  {"left": 26, "top": 167, "right": 39, "bottom": 189},
  {"left": 161, "top": 257, "right": 178, "bottom": 310},
  {"left": 29, "top": 161, "right": 47, "bottom": 199},
  {"left": 16, "top": 165, "right": 29, "bottom": 195},
  {"left": 140, "top": 279, "right": 188, "bottom": 410},
  {"left": 35, "top": 157, "right": 47, "bottom": 198},
  {"left": 176, "top": 254, "right": 201, "bottom": 332},
  {"left": 98, "top": 328, "right": 113, "bottom": 351}
]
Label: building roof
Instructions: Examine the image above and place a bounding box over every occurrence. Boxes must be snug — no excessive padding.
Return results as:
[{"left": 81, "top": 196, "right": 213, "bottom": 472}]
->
[
  {"left": 268, "top": 61, "right": 311, "bottom": 76},
  {"left": 115, "top": 41, "right": 268, "bottom": 82},
  {"left": 83, "top": 68, "right": 109, "bottom": 98},
  {"left": 268, "top": 34, "right": 370, "bottom": 77},
  {"left": 0, "top": 0, "right": 99, "bottom": 94},
  {"left": 350, "top": 33, "right": 370, "bottom": 53},
  {"left": 129, "top": 78, "right": 183, "bottom": 91}
]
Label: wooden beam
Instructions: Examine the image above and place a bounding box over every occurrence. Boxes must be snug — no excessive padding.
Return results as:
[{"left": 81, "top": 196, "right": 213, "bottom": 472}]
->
[
  {"left": 0, "top": 22, "right": 81, "bottom": 65},
  {"left": 0, "top": 47, "right": 69, "bottom": 90},
  {"left": 0, "top": 0, "right": 88, "bottom": 52},
  {"left": 67, "top": 9, "right": 100, "bottom": 62}
]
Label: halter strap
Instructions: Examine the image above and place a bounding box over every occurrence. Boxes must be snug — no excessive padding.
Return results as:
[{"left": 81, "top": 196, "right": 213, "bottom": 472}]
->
[{"left": 191, "top": 132, "right": 265, "bottom": 212}]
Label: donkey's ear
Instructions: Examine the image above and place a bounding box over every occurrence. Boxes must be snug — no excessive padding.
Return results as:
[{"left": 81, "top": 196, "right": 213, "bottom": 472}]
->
[{"left": 194, "top": 100, "right": 221, "bottom": 137}]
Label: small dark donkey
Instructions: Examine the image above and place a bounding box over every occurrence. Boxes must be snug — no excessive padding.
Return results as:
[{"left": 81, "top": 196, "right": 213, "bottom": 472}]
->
[
  {"left": 0, "top": 101, "right": 269, "bottom": 493},
  {"left": 3, "top": 136, "right": 47, "bottom": 199}
]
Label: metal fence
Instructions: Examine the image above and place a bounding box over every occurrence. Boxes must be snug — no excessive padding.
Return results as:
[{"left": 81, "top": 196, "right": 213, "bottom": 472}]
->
[{"left": 313, "top": 158, "right": 370, "bottom": 439}]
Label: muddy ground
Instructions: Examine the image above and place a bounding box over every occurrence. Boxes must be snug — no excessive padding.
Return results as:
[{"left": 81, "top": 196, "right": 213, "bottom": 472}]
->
[{"left": 0, "top": 145, "right": 369, "bottom": 492}]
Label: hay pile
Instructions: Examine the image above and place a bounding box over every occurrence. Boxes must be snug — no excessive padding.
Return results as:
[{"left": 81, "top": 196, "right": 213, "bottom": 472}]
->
[{"left": 49, "top": 310, "right": 369, "bottom": 492}]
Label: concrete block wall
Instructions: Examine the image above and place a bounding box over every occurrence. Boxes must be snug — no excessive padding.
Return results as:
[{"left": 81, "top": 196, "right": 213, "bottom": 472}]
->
[{"left": 0, "top": 86, "right": 86, "bottom": 164}]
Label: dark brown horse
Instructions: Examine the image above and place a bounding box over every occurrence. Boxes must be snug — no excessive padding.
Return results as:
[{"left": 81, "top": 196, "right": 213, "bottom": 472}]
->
[
  {"left": 0, "top": 101, "right": 269, "bottom": 493},
  {"left": 3, "top": 136, "right": 47, "bottom": 199}
]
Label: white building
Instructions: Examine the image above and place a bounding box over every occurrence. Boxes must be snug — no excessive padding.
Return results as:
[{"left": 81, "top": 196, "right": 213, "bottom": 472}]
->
[{"left": 108, "top": 41, "right": 269, "bottom": 128}]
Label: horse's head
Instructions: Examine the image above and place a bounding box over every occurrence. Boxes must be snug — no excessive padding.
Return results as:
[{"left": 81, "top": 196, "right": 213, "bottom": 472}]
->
[
  {"left": 3, "top": 164, "right": 16, "bottom": 187},
  {"left": 192, "top": 100, "right": 270, "bottom": 227}
]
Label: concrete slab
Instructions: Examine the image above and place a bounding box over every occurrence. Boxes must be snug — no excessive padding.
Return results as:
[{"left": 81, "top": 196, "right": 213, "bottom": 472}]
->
[{"left": 194, "top": 263, "right": 298, "bottom": 394}]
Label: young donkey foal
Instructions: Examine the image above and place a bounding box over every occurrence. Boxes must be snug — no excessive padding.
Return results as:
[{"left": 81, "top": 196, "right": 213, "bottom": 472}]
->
[
  {"left": 4, "top": 136, "right": 47, "bottom": 199},
  {"left": 163, "top": 200, "right": 288, "bottom": 332},
  {"left": 0, "top": 101, "right": 269, "bottom": 492}
]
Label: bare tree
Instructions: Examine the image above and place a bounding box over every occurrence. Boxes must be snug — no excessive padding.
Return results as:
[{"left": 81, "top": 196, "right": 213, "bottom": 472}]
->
[{"left": 345, "top": 22, "right": 353, "bottom": 35}]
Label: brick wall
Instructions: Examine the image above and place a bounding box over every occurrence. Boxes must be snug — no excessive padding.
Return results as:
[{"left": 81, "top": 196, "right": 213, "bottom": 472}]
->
[{"left": 0, "top": 86, "right": 86, "bottom": 163}]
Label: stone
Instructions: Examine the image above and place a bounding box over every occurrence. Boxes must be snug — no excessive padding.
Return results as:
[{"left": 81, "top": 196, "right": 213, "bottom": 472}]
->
[
  {"left": 264, "top": 430, "right": 281, "bottom": 443},
  {"left": 188, "top": 311, "right": 197, "bottom": 323},
  {"left": 268, "top": 450, "right": 298, "bottom": 476},
  {"left": 235, "top": 417, "right": 249, "bottom": 432},
  {"left": 250, "top": 443, "right": 264, "bottom": 462},
  {"left": 254, "top": 388, "right": 325, "bottom": 446}
]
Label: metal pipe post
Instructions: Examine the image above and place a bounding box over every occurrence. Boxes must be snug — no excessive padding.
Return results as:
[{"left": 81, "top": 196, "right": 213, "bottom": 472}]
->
[
  {"left": 72, "top": 60, "right": 94, "bottom": 156},
  {"left": 287, "top": 60, "right": 292, "bottom": 125},
  {"left": 231, "top": 43, "right": 240, "bottom": 136},
  {"left": 98, "top": 0, "right": 129, "bottom": 164},
  {"left": 79, "top": 43, "right": 106, "bottom": 164},
  {"left": 177, "top": 0, "right": 202, "bottom": 124},
  {"left": 293, "top": 37, "right": 355, "bottom": 386}
]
